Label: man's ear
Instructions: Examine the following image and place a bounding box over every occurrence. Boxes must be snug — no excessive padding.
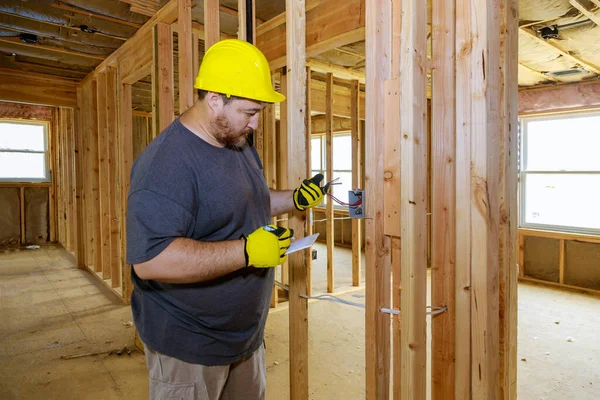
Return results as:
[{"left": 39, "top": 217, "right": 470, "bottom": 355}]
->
[{"left": 205, "top": 91, "right": 223, "bottom": 113}]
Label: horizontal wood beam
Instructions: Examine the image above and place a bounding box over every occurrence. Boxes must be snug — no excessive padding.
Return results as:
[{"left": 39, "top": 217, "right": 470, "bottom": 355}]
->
[
  {"left": 0, "top": 37, "right": 106, "bottom": 60},
  {"left": 256, "top": 0, "right": 321, "bottom": 36},
  {"left": 311, "top": 78, "right": 366, "bottom": 119},
  {"left": 13, "top": 60, "right": 89, "bottom": 77},
  {"left": 569, "top": 0, "right": 600, "bottom": 26},
  {"left": 257, "top": 0, "right": 365, "bottom": 70},
  {"left": 306, "top": 59, "right": 365, "bottom": 83},
  {"left": 51, "top": 2, "right": 143, "bottom": 29},
  {"left": 518, "top": 80, "right": 600, "bottom": 114},
  {"left": 0, "top": 67, "right": 77, "bottom": 107},
  {"left": 311, "top": 114, "right": 353, "bottom": 134},
  {"left": 519, "top": 28, "right": 600, "bottom": 75}
]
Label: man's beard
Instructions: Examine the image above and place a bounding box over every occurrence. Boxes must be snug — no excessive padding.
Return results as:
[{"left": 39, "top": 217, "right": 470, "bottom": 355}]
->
[{"left": 211, "top": 114, "right": 252, "bottom": 150}]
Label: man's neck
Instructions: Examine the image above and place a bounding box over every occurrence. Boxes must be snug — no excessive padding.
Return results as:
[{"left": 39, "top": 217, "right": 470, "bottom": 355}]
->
[{"left": 179, "top": 103, "right": 223, "bottom": 148}]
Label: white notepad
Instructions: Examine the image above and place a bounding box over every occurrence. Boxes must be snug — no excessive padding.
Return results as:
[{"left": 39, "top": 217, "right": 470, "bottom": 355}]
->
[{"left": 285, "top": 233, "right": 320, "bottom": 255}]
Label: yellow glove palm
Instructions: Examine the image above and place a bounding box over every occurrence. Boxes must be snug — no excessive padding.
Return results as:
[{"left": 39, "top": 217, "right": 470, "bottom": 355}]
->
[
  {"left": 293, "top": 174, "right": 327, "bottom": 211},
  {"left": 244, "top": 225, "right": 294, "bottom": 268}
]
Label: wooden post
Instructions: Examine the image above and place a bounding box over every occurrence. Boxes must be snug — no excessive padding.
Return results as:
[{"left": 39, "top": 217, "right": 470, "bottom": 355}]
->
[
  {"left": 49, "top": 111, "right": 56, "bottom": 243},
  {"left": 350, "top": 79, "right": 361, "bottom": 287},
  {"left": 106, "top": 66, "right": 121, "bottom": 288},
  {"left": 325, "top": 72, "right": 335, "bottom": 293},
  {"left": 204, "top": 0, "right": 220, "bottom": 49},
  {"left": 398, "top": 0, "right": 428, "bottom": 397},
  {"left": 19, "top": 186, "right": 25, "bottom": 245},
  {"left": 153, "top": 23, "right": 174, "bottom": 136},
  {"left": 119, "top": 83, "right": 134, "bottom": 301},
  {"left": 75, "top": 86, "right": 87, "bottom": 268},
  {"left": 90, "top": 80, "right": 102, "bottom": 273},
  {"left": 558, "top": 239, "right": 565, "bottom": 284},
  {"left": 431, "top": 0, "right": 456, "bottom": 396},
  {"left": 286, "top": 0, "right": 308, "bottom": 397},
  {"left": 305, "top": 66, "right": 313, "bottom": 296},
  {"left": 365, "top": 0, "right": 392, "bottom": 398},
  {"left": 178, "top": 0, "right": 194, "bottom": 113},
  {"left": 192, "top": 32, "right": 200, "bottom": 77},
  {"left": 454, "top": 0, "right": 473, "bottom": 395},
  {"left": 279, "top": 68, "right": 289, "bottom": 286},
  {"left": 96, "top": 71, "right": 112, "bottom": 279},
  {"left": 518, "top": 233, "right": 525, "bottom": 278}
]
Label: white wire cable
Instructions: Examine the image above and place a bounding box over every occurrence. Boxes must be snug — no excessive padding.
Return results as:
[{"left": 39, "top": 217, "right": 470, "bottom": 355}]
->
[{"left": 299, "top": 294, "right": 448, "bottom": 316}]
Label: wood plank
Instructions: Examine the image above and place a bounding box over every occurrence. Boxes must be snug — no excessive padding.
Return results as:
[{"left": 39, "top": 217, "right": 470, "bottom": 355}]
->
[
  {"left": 75, "top": 86, "right": 86, "bottom": 267},
  {"left": 559, "top": 239, "right": 566, "bottom": 284},
  {"left": 518, "top": 80, "right": 600, "bottom": 115},
  {"left": 279, "top": 69, "right": 289, "bottom": 287},
  {"left": 0, "top": 37, "right": 106, "bottom": 60},
  {"left": 19, "top": 186, "right": 25, "bottom": 245},
  {"left": 48, "top": 110, "right": 57, "bottom": 243},
  {"left": 120, "top": 83, "right": 134, "bottom": 302},
  {"left": 454, "top": 0, "right": 472, "bottom": 395},
  {"left": 431, "top": 0, "right": 456, "bottom": 395},
  {"left": 365, "top": 0, "right": 392, "bottom": 398},
  {"left": 391, "top": 236, "right": 401, "bottom": 400},
  {"left": 306, "top": 66, "right": 313, "bottom": 297},
  {"left": 51, "top": 2, "right": 143, "bottom": 28},
  {"left": 96, "top": 71, "right": 112, "bottom": 279},
  {"left": 306, "top": 59, "right": 366, "bottom": 83},
  {"left": 325, "top": 72, "right": 335, "bottom": 294},
  {"left": 518, "top": 234, "right": 525, "bottom": 278},
  {"left": 204, "top": 0, "right": 220, "bottom": 49},
  {"left": 106, "top": 67, "right": 121, "bottom": 288},
  {"left": 192, "top": 32, "right": 200, "bottom": 80},
  {"left": 518, "top": 228, "right": 600, "bottom": 244},
  {"left": 152, "top": 23, "right": 174, "bottom": 135},
  {"left": 310, "top": 79, "right": 366, "bottom": 119},
  {"left": 471, "top": 0, "right": 502, "bottom": 395},
  {"left": 68, "top": 108, "right": 78, "bottom": 254},
  {"left": 519, "top": 276, "right": 600, "bottom": 296},
  {"left": 0, "top": 68, "right": 76, "bottom": 108},
  {"left": 286, "top": 0, "right": 309, "bottom": 398},
  {"left": 350, "top": 78, "right": 361, "bottom": 287},
  {"left": 383, "top": 79, "right": 401, "bottom": 238},
  {"left": 178, "top": 0, "right": 194, "bottom": 113},
  {"left": 399, "top": 0, "right": 428, "bottom": 397}
]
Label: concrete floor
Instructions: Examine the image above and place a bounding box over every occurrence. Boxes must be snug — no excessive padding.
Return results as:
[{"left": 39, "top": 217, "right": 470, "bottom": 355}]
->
[{"left": 1, "top": 244, "right": 599, "bottom": 399}]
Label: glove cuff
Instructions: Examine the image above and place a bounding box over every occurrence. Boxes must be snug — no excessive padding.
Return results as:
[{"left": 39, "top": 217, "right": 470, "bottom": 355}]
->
[
  {"left": 242, "top": 236, "right": 250, "bottom": 267},
  {"left": 293, "top": 188, "right": 306, "bottom": 211}
]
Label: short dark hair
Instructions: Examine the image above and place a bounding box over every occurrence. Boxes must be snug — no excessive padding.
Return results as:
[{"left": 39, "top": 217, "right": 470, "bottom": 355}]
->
[{"left": 197, "top": 89, "right": 236, "bottom": 105}]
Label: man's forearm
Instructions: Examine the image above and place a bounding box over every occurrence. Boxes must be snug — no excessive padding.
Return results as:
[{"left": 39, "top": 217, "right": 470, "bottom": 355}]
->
[
  {"left": 133, "top": 238, "right": 246, "bottom": 284},
  {"left": 270, "top": 190, "right": 296, "bottom": 216}
]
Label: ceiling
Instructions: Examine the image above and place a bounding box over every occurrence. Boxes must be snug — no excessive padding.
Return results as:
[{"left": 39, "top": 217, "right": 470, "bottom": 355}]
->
[{"left": 0, "top": 0, "right": 598, "bottom": 103}]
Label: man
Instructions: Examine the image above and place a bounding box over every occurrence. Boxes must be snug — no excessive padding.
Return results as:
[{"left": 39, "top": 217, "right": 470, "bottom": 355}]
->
[{"left": 126, "top": 39, "right": 326, "bottom": 400}]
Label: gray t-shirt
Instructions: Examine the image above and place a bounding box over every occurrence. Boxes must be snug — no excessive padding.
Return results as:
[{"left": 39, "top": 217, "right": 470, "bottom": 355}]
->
[{"left": 126, "top": 118, "right": 272, "bottom": 366}]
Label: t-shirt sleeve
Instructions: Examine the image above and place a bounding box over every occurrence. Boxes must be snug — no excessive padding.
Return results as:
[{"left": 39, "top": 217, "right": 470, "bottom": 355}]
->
[{"left": 126, "top": 189, "right": 195, "bottom": 264}]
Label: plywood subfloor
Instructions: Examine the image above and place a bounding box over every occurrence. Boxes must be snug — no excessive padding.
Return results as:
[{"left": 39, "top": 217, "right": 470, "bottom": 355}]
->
[{"left": 1, "top": 245, "right": 598, "bottom": 399}]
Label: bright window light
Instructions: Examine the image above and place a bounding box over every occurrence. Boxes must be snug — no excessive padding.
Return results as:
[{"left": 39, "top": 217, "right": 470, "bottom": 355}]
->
[{"left": 0, "top": 121, "right": 49, "bottom": 182}]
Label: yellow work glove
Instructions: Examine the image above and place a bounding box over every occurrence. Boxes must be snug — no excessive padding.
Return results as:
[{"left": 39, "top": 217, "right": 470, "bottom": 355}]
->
[
  {"left": 293, "top": 173, "right": 328, "bottom": 211},
  {"left": 243, "top": 225, "right": 294, "bottom": 268}
]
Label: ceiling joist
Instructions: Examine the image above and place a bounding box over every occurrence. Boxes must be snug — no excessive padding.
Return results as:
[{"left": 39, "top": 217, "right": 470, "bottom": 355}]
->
[
  {"left": 519, "top": 28, "right": 600, "bottom": 75},
  {"left": 0, "top": 37, "right": 106, "bottom": 60},
  {"left": 569, "top": 0, "right": 600, "bottom": 26},
  {"left": 51, "top": 2, "right": 143, "bottom": 29}
]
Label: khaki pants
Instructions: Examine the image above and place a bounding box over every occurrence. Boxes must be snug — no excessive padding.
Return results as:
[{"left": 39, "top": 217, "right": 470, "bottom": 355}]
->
[{"left": 144, "top": 344, "right": 266, "bottom": 400}]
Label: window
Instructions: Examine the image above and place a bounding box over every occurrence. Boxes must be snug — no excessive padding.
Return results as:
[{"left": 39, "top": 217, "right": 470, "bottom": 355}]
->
[
  {"left": 311, "top": 133, "right": 355, "bottom": 207},
  {"left": 520, "top": 112, "right": 600, "bottom": 234},
  {"left": 0, "top": 121, "right": 49, "bottom": 182}
]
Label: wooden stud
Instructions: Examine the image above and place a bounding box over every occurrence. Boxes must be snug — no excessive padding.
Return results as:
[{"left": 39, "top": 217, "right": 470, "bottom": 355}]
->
[
  {"left": 306, "top": 66, "right": 313, "bottom": 297},
  {"left": 455, "top": 0, "right": 473, "bottom": 395},
  {"left": 286, "top": 0, "right": 309, "bottom": 398},
  {"left": 106, "top": 67, "right": 121, "bottom": 288},
  {"left": 49, "top": 110, "right": 57, "bottom": 243},
  {"left": 238, "top": 0, "right": 247, "bottom": 41},
  {"left": 431, "top": 0, "right": 456, "bottom": 395},
  {"left": 192, "top": 32, "right": 200, "bottom": 79},
  {"left": 365, "top": 0, "right": 392, "bottom": 398},
  {"left": 178, "top": 0, "right": 194, "bottom": 114},
  {"left": 152, "top": 23, "right": 174, "bottom": 135},
  {"left": 279, "top": 68, "right": 289, "bottom": 287},
  {"left": 350, "top": 79, "right": 362, "bottom": 287},
  {"left": 398, "top": 0, "right": 428, "bottom": 397},
  {"left": 325, "top": 72, "right": 335, "bottom": 294},
  {"left": 75, "top": 86, "right": 87, "bottom": 268},
  {"left": 559, "top": 239, "right": 566, "bottom": 284},
  {"left": 204, "top": 0, "right": 220, "bottom": 49},
  {"left": 119, "top": 83, "right": 134, "bottom": 301},
  {"left": 518, "top": 233, "right": 525, "bottom": 278},
  {"left": 471, "top": 0, "right": 502, "bottom": 395},
  {"left": 19, "top": 186, "right": 25, "bottom": 245},
  {"left": 96, "top": 71, "right": 112, "bottom": 280},
  {"left": 89, "top": 80, "right": 102, "bottom": 273}
]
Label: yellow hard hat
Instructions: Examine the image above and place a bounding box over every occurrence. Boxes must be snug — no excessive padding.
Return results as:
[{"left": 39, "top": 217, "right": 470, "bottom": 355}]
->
[{"left": 194, "top": 39, "right": 285, "bottom": 103}]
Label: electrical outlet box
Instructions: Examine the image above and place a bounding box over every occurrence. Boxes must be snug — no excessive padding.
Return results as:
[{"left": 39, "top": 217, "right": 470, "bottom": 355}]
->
[
  {"left": 348, "top": 189, "right": 365, "bottom": 219},
  {"left": 312, "top": 249, "right": 318, "bottom": 260}
]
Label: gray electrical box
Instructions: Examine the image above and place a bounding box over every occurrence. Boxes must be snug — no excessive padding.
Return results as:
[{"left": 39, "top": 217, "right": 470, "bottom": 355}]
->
[{"left": 348, "top": 189, "right": 365, "bottom": 219}]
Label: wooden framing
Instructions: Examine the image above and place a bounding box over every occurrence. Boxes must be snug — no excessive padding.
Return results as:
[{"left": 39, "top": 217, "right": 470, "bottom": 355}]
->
[
  {"left": 178, "top": 0, "right": 194, "bottom": 113},
  {"left": 305, "top": 66, "right": 313, "bottom": 296},
  {"left": 325, "top": 72, "right": 335, "bottom": 293},
  {"left": 119, "top": 83, "right": 134, "bottom": 301},
  {"left": 152, "top": 23, "right": 174, "bottom": 135},
  {"left": 350, "top": 79, "right": 362, "bottom": 287},
  {"left": 365, "top": 0, "right": 392, "bottom": 398},
  {"left": 518, "top": 80, "right": 600, "bottom": 115},
  {"left": 96, "top": 70, "right": 111, "bottom": 279},
  {"left": 431, "top": 0, "right": 456, "bottom": 396},
  {"left": 285, "top": 0, "right": 309, "bottom": 398},
  {"left": 204, "top": 0, "right": 220, "bottom": 49},
  {"left": 0, "top": 68, "right": 77, "bottom": 108}
]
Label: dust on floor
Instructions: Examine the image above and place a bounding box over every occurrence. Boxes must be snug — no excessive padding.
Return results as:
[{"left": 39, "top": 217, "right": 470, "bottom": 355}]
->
[{"left": 1, "top": 245, "right": 598, "bottom": 399}]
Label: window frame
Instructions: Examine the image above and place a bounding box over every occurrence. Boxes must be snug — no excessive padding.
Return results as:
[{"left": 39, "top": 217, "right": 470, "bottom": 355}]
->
[
  {"left": 519, "top": 111, "right": 600, "bottom": 235},
  {"left": 311, "top": 132, "right": 353, "bottom": 210},
  {"left": 0, "top": 119, "right": 51, "bottom": 183}
]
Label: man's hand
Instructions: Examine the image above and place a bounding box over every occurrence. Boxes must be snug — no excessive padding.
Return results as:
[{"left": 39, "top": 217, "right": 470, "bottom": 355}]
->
[
  {"left": 293, "top": 174, "right": 328, "bottom": 211},
  {"left": 244, "top": 225, "right": 294, "bottom": 267}
]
